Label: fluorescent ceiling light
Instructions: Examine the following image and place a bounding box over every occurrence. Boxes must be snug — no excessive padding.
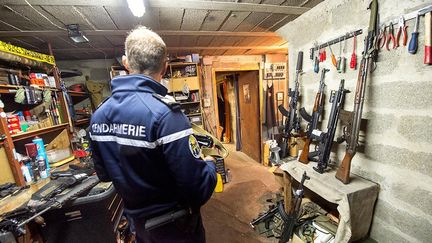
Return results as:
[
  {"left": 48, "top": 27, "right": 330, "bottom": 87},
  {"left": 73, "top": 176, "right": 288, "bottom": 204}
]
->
[
  {"left": 66, "top": 24, "right": 89, "bottom": 43},
  {"left": 127, "top": 0, "right": 145, "bottom": 17}
]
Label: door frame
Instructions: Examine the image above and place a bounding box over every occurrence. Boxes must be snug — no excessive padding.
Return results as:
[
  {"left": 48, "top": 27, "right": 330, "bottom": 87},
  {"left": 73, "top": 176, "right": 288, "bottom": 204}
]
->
[{"left": 212, "top": 66, "right": 263, "bottom": 163}]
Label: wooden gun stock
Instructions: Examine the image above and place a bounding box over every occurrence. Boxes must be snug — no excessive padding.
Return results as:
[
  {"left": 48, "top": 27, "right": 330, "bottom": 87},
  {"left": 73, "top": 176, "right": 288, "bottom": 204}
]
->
[
  {"left": 335, "top": 152, "right": 353, "bottom": 184},
  {"left": 298, "top": 138, "right": 311, "bottom": 164}
]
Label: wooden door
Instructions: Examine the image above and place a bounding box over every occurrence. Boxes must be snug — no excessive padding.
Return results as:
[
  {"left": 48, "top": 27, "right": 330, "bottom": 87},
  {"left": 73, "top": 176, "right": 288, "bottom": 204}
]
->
[{"left": 238, "top": 71, "right": 261, "bottom": 162}]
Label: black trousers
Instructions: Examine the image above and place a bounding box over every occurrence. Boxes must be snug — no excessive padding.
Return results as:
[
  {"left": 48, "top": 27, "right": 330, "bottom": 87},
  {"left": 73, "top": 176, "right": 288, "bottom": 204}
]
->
[{"left": 133, "top": 211, "right": 206, "bottom": 243}]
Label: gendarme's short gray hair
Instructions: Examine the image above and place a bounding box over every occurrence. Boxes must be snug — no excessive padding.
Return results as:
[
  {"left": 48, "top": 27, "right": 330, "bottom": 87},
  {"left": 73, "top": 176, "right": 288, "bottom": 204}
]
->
[{"left": 125, "top": 26, "right": 167, "bottom": 75}]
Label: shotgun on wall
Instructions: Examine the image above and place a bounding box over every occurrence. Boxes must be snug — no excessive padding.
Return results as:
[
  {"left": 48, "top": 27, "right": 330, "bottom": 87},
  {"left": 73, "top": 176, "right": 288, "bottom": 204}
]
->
[
  {"left": 278, "top": 51, "right": 303, "bottom": 158},
  {"left": 335, "top": 0, "right": 378, "bottom": 184},
  {"left": 298, "top": 68, "right": 329, "bottom": 164}
]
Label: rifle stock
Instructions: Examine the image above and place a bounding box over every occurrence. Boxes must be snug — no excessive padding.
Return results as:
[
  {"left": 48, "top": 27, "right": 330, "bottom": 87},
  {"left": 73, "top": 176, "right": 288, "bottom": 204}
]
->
[
  {"left": 298, "top": 138, "right": 311, "bottom": 164},
  {"left": 335, "top": 152, "right": 353, "bottom": 184}
]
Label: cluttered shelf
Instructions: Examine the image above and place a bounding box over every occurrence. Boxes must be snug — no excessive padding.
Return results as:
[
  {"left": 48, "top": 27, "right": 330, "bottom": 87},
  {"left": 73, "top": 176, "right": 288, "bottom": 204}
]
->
[
  {"left": 179, "top": 101, "right": 200, "bottom": 105},
  {"left": 11, "top": 123, "right": 68, "bottom": 142},
  {"left": 75, "top": 118, "right": 90, "bottom": 126},
  {"left": 67, "top": 90, "right": 89, "bottom": 97},
  {"left": 186, "top": 113, "right": 202, "bottom": 117},
  {"left": 0, "top": 84, "right": 60, "bottom": 93}
]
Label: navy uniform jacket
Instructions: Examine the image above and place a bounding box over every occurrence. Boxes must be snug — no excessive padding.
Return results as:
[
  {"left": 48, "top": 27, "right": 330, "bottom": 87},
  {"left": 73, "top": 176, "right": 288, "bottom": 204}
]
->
[{"left": 89, "top": 74, "right": 217, "bottom": 219}]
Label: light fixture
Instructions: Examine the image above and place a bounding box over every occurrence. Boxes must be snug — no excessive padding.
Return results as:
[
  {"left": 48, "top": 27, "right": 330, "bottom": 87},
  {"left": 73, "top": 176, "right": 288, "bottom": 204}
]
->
[
  {"left": 66, "top": 24, "right": 89, "bottom": 43},
  {"left": 127, "top": 0, "right": 145, "bottom": 17}
]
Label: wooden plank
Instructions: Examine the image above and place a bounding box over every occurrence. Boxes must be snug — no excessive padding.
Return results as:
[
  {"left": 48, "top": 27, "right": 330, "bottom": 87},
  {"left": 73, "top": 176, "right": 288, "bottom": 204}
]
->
[
  {"left": 11, "top": 124, "right": 69, "bottom": 142},
  {"left": 235, "top": 12, "right": 270, "bottom": 32},
  {"left": 3, "top": 5, "right": 65, "bottom": 30},
  {"left": 200, "top": 10, "right": 230, "bottom": 31},
  {"left": 0, "top": 107, "right": 25, "bottom": 186},
  {"left": 179, "top": 36, "right": 198, "bottom": 47},
  {"left": 148, "top": 0, "right": 310, "bottom": 15},
  {"left": 219, "top": 11, "right": 250, "bottom": 31},
  {"left": 0, "top": 30, "right": 281, "bottom": 37},
  {"left": 104, "top": 6, "right": 139, "bottom": 29},
  {"left": 181, "top": 9, "right": 208, "bottom": 31},
  {"left": 269, "top": 15, "right": 297, "bottom": 31},
  {"left": 75, "top": 6, "right": 118, "bottom": 30},
  {"left": 41, "top": 6, "right": 93, "bottom": 30},
  {"left": 253, "top": 13, "right": 287, "bottom": 31},
  {"left": 159, "top": 8, "right": 184, "bottom": 30},
  {"left": 196, "top": 36, "right": 214, "bottom": 46},
  {"left": 0, "top": 6, "right": 41, "bottom": 31}
]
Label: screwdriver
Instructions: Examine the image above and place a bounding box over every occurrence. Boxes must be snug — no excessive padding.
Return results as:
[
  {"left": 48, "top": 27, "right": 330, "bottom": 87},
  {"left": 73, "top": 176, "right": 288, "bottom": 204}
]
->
[
  {"left": 425, "top": 12, "right": 432, "bottom": 64},
  {"left": 408, "top": 13, "right": 420, "bottom": 54}
]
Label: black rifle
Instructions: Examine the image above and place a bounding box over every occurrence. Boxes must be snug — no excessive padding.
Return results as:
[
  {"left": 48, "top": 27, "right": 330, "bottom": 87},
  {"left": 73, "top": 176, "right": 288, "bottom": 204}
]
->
[
  {"left": 335, "top": 0, "right": 378, "bottom": 184},
  {"left": 311, "top": 80, "right": 349, "bottom": 174},
  {"left": 278, "top": 51, "right": 303, "bottom": 158},
  {"left": 298, "top": 68, "right": 329, "bottom": 164},
  {"left": 0, "top": 176, "right": 99, "bottom": 238},
  {"left": 278, "top": 171, "right": 310, "bottom": 243}
]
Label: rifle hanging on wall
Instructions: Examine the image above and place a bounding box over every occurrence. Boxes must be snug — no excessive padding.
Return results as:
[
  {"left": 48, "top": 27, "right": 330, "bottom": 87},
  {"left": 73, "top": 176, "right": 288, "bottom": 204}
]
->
[
  {"left": 311, "top": 80, "right": 349, "bottom": 174},
  {"left": 335, "top": 0, "right": 379, "bottom": 184},
  {"left": 298, "top": 68, "right": 329, "bottom": 164},
  {"left": 278, "top": 51, "right": 303, "bottom": 158}
]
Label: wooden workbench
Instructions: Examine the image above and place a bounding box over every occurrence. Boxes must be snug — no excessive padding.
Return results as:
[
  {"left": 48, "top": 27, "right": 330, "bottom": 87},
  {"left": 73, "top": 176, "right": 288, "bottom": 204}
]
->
[{"left": 0, "top": 160, "right": 79, "bottom": 215}]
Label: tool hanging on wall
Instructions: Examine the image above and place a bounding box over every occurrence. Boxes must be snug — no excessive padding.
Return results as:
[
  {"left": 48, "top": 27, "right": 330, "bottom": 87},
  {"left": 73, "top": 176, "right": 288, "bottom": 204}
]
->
[
  {"left": 313, "top": 43, "right": 319, "bottom": 73},
  {"left": 329, "top": 45, "right": 337, "bottom": 68},
  {"left": 350, "top": 33, "right": 357, "bottom": 69},
  {"left": 337, "top": 38, "right": 347, "bottom": 73},
  {"left": 386, "top": 22, "right": 396, "bottom": 50},
  {"left": 396, "top": 16, "right": 408, "bottom": 47},
  {"left": 376, "top": 24, "right": 387, "bottom": 50},
  {"left": 408, "top": 13, "right": 420, "bottom": 54},
  {"left": 425, "top": 12, "right": 432, "bottom": 64}
]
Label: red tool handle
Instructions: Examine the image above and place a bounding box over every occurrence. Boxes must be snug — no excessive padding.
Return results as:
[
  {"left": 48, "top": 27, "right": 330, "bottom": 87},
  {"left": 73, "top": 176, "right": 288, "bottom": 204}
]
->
[
  {"left": 350, "top": 35, "right": 357, "bottom": 69},
  {"left": 424, "top": 12, "right": 432, "bottom": 64}
]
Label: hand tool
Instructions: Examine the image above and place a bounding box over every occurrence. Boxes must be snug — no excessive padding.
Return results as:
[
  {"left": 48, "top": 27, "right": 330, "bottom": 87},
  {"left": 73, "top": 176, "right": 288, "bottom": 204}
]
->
[
  {"left": 425, "top": 11, "right": 432, "bottom": 64},
  {"left": 336, "top": 41, "right": 342, "bottom": 71},
  {"left": 376, "top": 24, "right": 387, "bottom": 50},
  {"left": 408, "top": 13, "right": 420, "bottom": 54},
  {"left": 329, "top": 45, "right": 337, "bottom": 67},
  {"left": 323, "top": 47, "right": 326, "bottom": 61},
  {"left": 396, "top": 16, "right": 408, "bottom": 47},
  {"left": 350, "top": 33, "right": 357, "bottom": 69},
  {"left": 313, "top": 43, "right": 319, "bottom": 73},
  {"left": 386, "top": 22, "right": 396, "bottom": 50},
  {"left": 339, "top": 37, "right": 347, "bottom": 73}
]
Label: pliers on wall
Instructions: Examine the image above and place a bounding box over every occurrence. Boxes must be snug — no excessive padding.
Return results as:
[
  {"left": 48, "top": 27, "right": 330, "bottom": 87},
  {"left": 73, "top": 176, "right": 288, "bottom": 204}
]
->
[
  {"left": 376, "top": 24, "right": 387, "bottom": 50},
  {"left": 396, "top": 16, "right": 408, "bottom": 47},
  {"left": 386, "top": 22, "right": 396, "bottom": 51}
]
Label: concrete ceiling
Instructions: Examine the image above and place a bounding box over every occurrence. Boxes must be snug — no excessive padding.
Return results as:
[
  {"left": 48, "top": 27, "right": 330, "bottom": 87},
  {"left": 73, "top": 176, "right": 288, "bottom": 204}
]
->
[{"left": 0, "top": 0, "right": 323, "bottom": 60}]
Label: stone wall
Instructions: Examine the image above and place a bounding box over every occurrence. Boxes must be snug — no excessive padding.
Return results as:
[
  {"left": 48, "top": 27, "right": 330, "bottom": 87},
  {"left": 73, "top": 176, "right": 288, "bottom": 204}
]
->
[{"left": 277, "top": 0, "right": 432, "bottom": 242}]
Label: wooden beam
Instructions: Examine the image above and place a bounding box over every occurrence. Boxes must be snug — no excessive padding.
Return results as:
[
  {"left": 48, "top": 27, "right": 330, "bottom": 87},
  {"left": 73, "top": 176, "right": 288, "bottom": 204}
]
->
[
  {"left": 0, "top": 0, "right": 310, "bottom": 15},
  {"left": 50, "top": 46, "right": 288, "bottom": 52},
  {"left": 0, "top": 30, "right": 282, "bottom": 38}
]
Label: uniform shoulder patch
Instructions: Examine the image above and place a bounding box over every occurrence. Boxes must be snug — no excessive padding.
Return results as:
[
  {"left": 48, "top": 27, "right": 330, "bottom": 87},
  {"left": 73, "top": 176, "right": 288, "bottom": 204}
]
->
[
  {"left": 188, "top": 135, "right": 201, "bottom": 159},
  {"left": 152, "top": 93, "right": 180, "bottom": 110}
]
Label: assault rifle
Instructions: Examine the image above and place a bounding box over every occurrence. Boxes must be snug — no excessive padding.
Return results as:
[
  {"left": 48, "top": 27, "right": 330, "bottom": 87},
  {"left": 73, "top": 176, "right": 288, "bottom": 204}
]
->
[
  {"left": 278, "top": 171, "right": 310, "bottom": 243},
  {"left": 298, "top": 68, "right": 329, "bottom": 164},
  {"left": 335, "top": 0, "right": 378, "bottom": 184},
  {"left": 311, "top": 80, "right": 349, "bottom": 174},
  {"left": 0, "top": 176, "right": 99, "bottom": 240},
  {"left": 278, "top": 51, "right": 303, "bottom": 158}
]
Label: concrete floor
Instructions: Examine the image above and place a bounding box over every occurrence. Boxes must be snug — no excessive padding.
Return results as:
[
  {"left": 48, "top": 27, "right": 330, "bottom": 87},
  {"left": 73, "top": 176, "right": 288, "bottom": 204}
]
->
[{"left": 202, "top": 144, "right": 280, "bottom": 243}]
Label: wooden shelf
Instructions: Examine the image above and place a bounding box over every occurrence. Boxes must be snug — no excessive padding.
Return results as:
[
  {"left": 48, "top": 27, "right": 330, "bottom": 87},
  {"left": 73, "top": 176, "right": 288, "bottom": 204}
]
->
[
  {"left": 0, "top": 84, "right": 60, "bottom": 93},
  {"left": 11, "top": 123, "right": 68, "bottom": 142},
  {"left": 74, "top": 118, "right": 90, "bottom": 126},
  {"left": 186, "top": 113, "right": 202, "bottom": 117},
  {"left": 179, "top": 101, "right": 200, "bottom": 105},
  {"left": 68, "top": 91, "right": 89, "bottom": 97}
]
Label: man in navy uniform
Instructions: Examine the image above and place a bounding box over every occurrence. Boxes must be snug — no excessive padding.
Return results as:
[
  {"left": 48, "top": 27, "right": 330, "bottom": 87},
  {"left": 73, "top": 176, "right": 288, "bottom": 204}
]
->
[{"left": 89, "top": 26, "right": 217, "bottom": 243}]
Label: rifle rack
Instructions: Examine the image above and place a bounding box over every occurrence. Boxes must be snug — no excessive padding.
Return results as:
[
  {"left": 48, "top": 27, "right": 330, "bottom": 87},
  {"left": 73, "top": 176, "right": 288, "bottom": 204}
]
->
[{"left": 309, "top": 29, "right": 363, "bottom": 59}]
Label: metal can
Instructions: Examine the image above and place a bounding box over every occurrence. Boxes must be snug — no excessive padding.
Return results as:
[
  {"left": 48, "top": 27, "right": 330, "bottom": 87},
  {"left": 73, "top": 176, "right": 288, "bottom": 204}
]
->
[{"left": 37, "top": 156, "right": 48, "bottom": 179}]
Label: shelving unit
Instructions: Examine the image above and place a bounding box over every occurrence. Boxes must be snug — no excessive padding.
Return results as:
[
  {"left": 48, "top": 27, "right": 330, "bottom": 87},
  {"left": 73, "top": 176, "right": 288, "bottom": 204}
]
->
[
  {"left": 67, "top": 90, "right": 93, "bottom": 127},
  {"left": 0, "top": 41, "right": 72, "bottom": 186},
  {"left": 164, "top": 62, "right": 204, "bottom": 126}
]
